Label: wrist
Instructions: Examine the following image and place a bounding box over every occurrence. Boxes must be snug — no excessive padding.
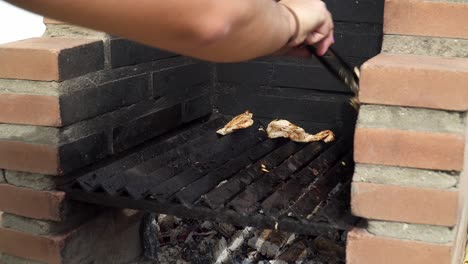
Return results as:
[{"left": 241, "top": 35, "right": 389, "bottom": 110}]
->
[{"left": 278, "top": 2, "right": 299, "bottom": 46}]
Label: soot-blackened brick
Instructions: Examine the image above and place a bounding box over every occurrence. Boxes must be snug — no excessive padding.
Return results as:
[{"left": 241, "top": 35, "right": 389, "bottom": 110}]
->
[
  {"left": 324, "top": 0, "right": 384, "bottom": 24},
  {"left": 216, "top": 85, "right": 349, "bottom": 123},
  {"left": 59, "top": 132, "right": 110, "bottom": 174},
  {"left": 271, "top": 64, "right": 348, "bottom": 92},
  {"left": 217, "top": 62, "right": 272, "bottom": 85},
  {"left": 334, "top": 22, "right": 382, "bottom": 59},
  {"left": 113, "top": 104, "right": 183, "bottom": 152},
  {"left": 153, "top": 63, "right": 211, "bottom": 98},
  {"left": 110, "top": 38, "right": 176, "bottom": 68},
  {"left": 60, "top": 74, "right": 151, "bottom": 125},
  {"left": 58, "top": 41, "right": 105, "bottom": 81},
  {"left": 182, "top": 93, "right": 213, "bottom": 123}
]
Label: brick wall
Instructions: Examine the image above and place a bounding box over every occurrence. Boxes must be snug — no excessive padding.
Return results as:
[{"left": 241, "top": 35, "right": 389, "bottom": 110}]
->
[
  {"left": 0, "top": 19, "right": 212, "bottom": 263},
  {"left": 347, "top": 1, "right": 468, "bottom": 263},
  {"left": 3, "top": 1, "right": 467, "bottom": 263}
]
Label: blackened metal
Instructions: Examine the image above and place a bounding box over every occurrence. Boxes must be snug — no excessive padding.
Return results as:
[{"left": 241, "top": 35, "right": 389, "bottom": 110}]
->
[
  {"left": 227, "top": 142, "right": 328, "bottom": 214},
  {"left": 200, "top": 141, "right": 304, "bottom": 210},
  {"left": 260, "top": 137, "right": 351, "bottom": 216},
  {"left": 62, "top": 115, "right": 356, "bottom": 236},
  {"left": 286, "top": 153, "right": 353, "bottom": 218}
]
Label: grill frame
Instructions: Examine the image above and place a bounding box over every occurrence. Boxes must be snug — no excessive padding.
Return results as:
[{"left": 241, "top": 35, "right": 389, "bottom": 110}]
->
[{"left": 61, "top": 114, "right": 358, "bottom": 236}]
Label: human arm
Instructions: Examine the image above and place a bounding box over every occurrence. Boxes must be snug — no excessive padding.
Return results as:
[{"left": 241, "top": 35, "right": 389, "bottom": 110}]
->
[{"left": 6, "top": 0, "right": 333, "bottom": 62}]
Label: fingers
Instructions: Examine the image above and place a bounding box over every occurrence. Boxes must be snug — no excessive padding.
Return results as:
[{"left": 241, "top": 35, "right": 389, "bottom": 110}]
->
[
  {"left": 306, "top": 32, "right": 325, "bottom": 45},
  {"left": 276, "top": 0, "right": 335, "bottom": 56},
  {"left": 304, "top": 11, "right": 333, "bottom": 45},
  {"left": 304, "top": 10, "right": 334, "bottom": 56},
  {"left": 315, "top": 29, "right": 334, "bottom": 56}
]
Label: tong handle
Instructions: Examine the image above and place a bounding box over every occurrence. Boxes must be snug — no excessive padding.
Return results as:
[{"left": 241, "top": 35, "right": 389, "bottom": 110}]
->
[{"left": 307, "top": 45, "right": 359, "bottom": 92}]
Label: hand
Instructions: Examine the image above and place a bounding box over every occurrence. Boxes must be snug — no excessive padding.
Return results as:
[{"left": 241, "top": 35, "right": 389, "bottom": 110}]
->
[{"left": 278, "top": 0, "right": 334, "bottom": 56}]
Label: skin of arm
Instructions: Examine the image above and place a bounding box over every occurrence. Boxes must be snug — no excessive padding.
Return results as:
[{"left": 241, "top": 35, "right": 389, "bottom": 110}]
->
[{"left": 7, "top": 0, "right": 297, "bottom": 62}]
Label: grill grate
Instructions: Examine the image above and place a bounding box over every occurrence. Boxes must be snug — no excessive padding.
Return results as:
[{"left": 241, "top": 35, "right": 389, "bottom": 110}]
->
[{"left": 61, "top": 114, "right": 357, "bottom": 235}]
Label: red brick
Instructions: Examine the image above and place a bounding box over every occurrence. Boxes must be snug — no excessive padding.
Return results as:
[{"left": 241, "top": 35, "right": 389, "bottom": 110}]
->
[
  {"left": 354, "top": 127, "right": 465, "bottom": 171},
  {"left": 351, "top": 182, "right": 459, "bottom": 226},
  {"left": 384, "top": 0, "right": 468, "bottom": 39},
  {"left": 0, "top": 184, "right": 65, "bottom": 221},
  {"left": 0, "top": 93, "right": 61, "bottom": 126},
  {"left": 0, "top": 37, "right": 103, "bottom": 81},
  {"left": 360, "top": 53, "right": 468, "bottom": 111},
  {"left": 0, "top": 228, "right": 66, "bottom": 264},
  {"left": 0, "top": 140, "right": 59, "bottom": 175},
  {"left": 347, "top": 228, "right": 452, "bottom": 264}
]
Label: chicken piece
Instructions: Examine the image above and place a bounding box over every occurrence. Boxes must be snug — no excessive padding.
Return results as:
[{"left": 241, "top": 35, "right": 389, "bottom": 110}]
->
[
  {"left": 216, "top": 111, "right": 254, "bottom": 135},
  {"left": 266, "top": 119, "right": 335, "bottom": 143}
]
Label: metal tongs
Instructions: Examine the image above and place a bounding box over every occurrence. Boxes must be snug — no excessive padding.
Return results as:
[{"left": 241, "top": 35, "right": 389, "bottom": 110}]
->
[{"left": 307, "top": 45, "right": 360, "bottom": 95}]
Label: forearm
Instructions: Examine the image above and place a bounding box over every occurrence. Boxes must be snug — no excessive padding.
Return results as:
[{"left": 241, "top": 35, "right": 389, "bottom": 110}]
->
[{"left": 7, "top": 0, "right": 295, "bottom": 62}]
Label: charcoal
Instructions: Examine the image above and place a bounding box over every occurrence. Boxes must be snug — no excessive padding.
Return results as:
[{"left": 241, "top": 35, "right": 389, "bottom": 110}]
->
[{"left": 140, "top": 212, "right": 159, "bottom": 261}]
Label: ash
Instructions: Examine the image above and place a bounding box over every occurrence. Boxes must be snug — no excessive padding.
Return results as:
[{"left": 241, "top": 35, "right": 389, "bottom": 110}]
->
[{"left": 134, "top": 214, "right": 346, "bottom": 264}]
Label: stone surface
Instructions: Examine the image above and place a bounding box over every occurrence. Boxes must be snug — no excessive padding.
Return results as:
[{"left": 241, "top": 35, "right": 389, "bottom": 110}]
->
[
  {"left": 0, "top": 37, "right": 104, "bottom": 81},
  {"left": 366, "top": 220, "right": 455, "bottom": 244},
  {"left": 357, "top": 105, "right": 465, "bottom": 134},
  {"left": 382, "top": 35, "right": 468, "bottom": 58},
  {"left": 359, "top": 53, "right": 468, "bottom": 111},
  {"left": 0, "top": 254, "right": 45, "bottom": 264},
  {"left": 1, "top": 212, "right": 95, "bottom": 236},
  {"left": 354, "top": 164, "right": 458, "bottom": 189},
  {"left": 4, "top": 171, "right": 57, "bottom": 191},
  {"left": 44, "top": 24, "right": 109, "bottom": 39},
  {"left": 347, "top": 228, "right": 452, "bottom": 264},
  {"left": 354, "top": 127, "right": 465, "bottom": 171},
  {"left": 384, "top": 0, "right": 468, "bottom": 39},
  {"left": 351, "top": 182, "right": 459, "bottom": 226},
  {"left": 0, "top": 79, "right": 58, "bottom": 96},
  {"left": 0, "top": 124, "right": 59, "bottom": 145}
]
